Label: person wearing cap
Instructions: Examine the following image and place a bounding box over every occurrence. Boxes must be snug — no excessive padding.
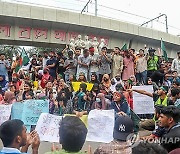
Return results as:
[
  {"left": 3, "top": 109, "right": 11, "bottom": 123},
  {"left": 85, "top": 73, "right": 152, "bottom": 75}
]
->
[
  {"left": 112, "top": 47, "right": 124, "bottom": 78},
  {"left": 130, "top": 86, "right": 172, "bottom": 131},
  {"left": 171, "top": 51, "right": 180, "bottom": 76},
  {"left": 89, "top": 47, "right": 99, "bottom": 80},
  {"left": 94, "top": 115, "right": 133, "bottom": 154},
  {"left": 109, "top": 91, "right": 131, "bottom": 117},
  {"left": 131, "top": 86, "right": 171, "bottom": 107},
  {"left": 147, "top": 48, "right": 159, "bottom": 77},
  {"left": 158, "top": 106, "right": 180, "bottom": 152}
]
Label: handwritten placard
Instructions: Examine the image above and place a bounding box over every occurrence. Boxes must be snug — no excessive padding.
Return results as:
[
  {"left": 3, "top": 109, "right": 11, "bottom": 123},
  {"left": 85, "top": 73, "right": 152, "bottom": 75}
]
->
[
  {"left": 132, "top": 85, "right": 154, "bottom": 114},
  {"left": 0, "top": 104, "right": 12, "bottom": 125},
  {"left": 86, "top": 109, "right": 115, "bottom": 143},
  {"left": 35, "top": 113, "right": 62, "bottom": 143},
  {"left": 11, "top": 100, "right": 49, "bottom": 125}
]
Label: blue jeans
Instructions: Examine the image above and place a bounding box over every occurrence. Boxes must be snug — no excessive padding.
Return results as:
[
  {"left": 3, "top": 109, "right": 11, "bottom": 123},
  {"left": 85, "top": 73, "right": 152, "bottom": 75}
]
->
[{"left": 136, "top": 70, "right": 147, "bottom": 84}]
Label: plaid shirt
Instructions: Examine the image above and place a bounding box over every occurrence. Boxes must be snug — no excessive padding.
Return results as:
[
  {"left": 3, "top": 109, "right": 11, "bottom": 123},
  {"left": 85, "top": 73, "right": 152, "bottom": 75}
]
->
[{"left": 94, "top": 140, "right": 132, "bottom": 154}]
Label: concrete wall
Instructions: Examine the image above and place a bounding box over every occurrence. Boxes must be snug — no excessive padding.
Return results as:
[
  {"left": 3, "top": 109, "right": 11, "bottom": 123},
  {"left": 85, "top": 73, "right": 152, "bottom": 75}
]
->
[{"left": 0, "top": 1, "right": 179, "bottom": 58}]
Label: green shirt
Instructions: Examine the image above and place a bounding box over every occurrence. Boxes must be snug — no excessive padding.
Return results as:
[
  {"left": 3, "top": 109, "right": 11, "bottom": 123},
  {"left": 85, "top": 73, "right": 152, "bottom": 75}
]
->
[{"left": 45, "top": 149, "right": 86, "bottom": 154}]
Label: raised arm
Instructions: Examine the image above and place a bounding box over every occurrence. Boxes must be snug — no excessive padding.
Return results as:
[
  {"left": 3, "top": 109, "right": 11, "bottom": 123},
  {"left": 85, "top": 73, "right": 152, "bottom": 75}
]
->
[{"left": 132, "top": 89, "right": 153, "bottom": 97}]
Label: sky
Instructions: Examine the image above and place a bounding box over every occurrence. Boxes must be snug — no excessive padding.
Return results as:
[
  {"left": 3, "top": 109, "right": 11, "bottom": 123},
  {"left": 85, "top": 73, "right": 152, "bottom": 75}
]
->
[{"left": 2, "top": 0, "right": 180, "bottom": 35}]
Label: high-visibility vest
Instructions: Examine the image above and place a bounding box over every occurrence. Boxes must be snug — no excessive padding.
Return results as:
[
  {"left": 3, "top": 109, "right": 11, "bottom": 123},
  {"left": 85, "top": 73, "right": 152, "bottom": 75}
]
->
[
  {"left": 155, "top": 96, "right": 168, "bottom": 106},
  {"left": 147, "top": 56, "right": 158, "bottom": 71}
]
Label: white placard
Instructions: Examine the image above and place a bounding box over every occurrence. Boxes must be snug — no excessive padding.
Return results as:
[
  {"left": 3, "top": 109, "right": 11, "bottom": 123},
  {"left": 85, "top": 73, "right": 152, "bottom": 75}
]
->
[
  {"left": 132, "top": 85, "right": 154, "bottom": 114},
  {"left": 0, "top": 104, "right": 12, "bottom": 125},
  {"left": 86, "top": 109, "right": 115, "bottom": 143},
  {"left": 35, "top": 113, "right": 62, "bottom": 143}
]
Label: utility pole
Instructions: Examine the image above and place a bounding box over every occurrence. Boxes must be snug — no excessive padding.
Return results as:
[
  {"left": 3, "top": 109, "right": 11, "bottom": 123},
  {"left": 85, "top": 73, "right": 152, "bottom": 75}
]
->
[
  {"left": 81, "top": 0, "right": 98, "bottom": 16},
  {"left": 141, "top": 14, "right": 168, "bottom": 33},
  {"left": 95, "top": 0, "right": 97, "bottom": 16}
]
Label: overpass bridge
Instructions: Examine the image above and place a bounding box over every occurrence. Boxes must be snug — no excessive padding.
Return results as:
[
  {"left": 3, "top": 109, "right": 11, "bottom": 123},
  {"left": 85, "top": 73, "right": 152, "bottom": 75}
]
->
[{"left": 0, "top": 1, "right": 179, "bottom": 58}]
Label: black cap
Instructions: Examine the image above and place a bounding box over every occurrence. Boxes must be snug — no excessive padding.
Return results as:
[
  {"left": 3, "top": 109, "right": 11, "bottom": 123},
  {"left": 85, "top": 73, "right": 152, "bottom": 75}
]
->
[
  {"left": 113, "top": 116, "right": 133, "bottom": 141},
  {"left": 148, "top": 48, "right": 156, "bottom": 52},
  {"left": 177, "top": 51, "right": 180, "bottom": 54}
]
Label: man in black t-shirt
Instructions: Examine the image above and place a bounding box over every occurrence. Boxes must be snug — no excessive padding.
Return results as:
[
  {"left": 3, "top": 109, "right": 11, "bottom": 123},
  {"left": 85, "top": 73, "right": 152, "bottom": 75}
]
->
[{"left": 46, "top": 51, "right": 57, "bottom": 79}]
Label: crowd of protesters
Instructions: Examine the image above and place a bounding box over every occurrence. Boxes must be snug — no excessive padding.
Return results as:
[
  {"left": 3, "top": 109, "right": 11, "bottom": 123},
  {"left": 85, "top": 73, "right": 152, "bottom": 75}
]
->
[{"left": 0, "top": 45, "right": 180, "bottom": 154}]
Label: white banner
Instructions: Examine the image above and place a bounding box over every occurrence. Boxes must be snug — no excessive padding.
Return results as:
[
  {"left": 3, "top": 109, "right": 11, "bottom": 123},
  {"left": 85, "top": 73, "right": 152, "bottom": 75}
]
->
[
  {"left": 86, "top": 109, "right": 115, "bottom": 143},
  {"left": 0, "top": 104, "right": 12, "bottom": 125},
  {"left": 132, "top": 85, "right": 154, "bottom": 114},
  {"left": 35, "top": 113, "right": 62, "bottom": 143}
]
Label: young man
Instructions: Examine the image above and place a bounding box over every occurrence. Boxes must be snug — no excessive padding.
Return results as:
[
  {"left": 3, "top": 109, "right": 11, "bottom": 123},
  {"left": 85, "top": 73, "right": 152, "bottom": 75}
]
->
[
  {"left": 171, "top": 87, "right": 180, "bottom": 108},
  {"left": 45, "top": 116, "right": 87, "bottom": 154},
  {"left": 136, "top": 49, "right": 148, "bottom": 84},
  {"left": 64, "top": 50, "right": 77, "bottom": 82},
  {"left": 76, "top": 49, "right": 90, "bottom": 80},
  {"left": 171, "top": 51, "right": 180, "bottom": 76},
  {"left": 0, "top": 53, "right": 10, "bottom": 81},
  {"left": 131, "top": 86, "right": 172, "bottom": 131},
  {"left": 46, "top": 51, "right": 57, "bottom": 79},
  {"left": 132, "top": 86, "right": 171, "bottom": 106},
  {"left": 147, "top": 48, "right": 159, "bottom": 77},
  {"left": 159, "top": 106, "right": 180, "bottom": 152},
  {"left": 112, "top": 47, "right": 123, "bottom": 78},
  {"left": 132, "top": 142, "right": 168, "bottom": 154},
  {"left": 0, "top": 119, "right": 40, "bottom": 154},
  {"left": 94, "top": 115, "right": 133, "bottom": 154},
  {"left": 98, "top": 47, "right": 112, "bottom": 81},
  {"left": 89, "top": 47, "right": 99, "bottom": 79}
]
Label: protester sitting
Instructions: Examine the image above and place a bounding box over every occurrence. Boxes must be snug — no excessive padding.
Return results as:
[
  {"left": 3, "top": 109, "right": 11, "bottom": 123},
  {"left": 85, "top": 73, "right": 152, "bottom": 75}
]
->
[
  {"left": 0, "top": 75, "right": 8, "bottom": 93},
  {"left": 89, "top": 73, "right": 99, "bottom": 85},
  {"left": 73, "top": 83, "right": 90, "bottom": 117},
  {"left": 2, "top": 91, "right": 16, "bottom": 104},
  {"left": 132, "top": 142, "right": 168, "bottom": 154},
  {"left": 94, "top": 115, "right": 133, "bottom": 154},
  {"left": 40, "top": 68, "right": 51, "bottom": 89},
  {"left": 171, "top": 87, "right": 180, "bottom": 107},
  {"left": 0, "top": 119, "right": 40, "bottom": 154},
  {"left": 141, "top": 105, "right": 165, "bottom": 138},
  {"left": 110, "top": 91, "right": 130, "bottom": 117},
  {"left": 45, "top": 116, "right": 87, "bottom": 154},
  {"left": 21, "top": 81, "right": 34, "bottom": 100},
  {"left": 91, "top": 93, "right": 109, "bottom": 110},
  {"left": 77, "top": 72, "right": 87, "bottom": 82}
]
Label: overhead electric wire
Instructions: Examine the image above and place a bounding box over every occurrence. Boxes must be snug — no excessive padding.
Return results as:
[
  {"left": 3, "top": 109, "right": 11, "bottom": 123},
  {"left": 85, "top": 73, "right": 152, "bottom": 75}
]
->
[{"left": 2, "top": 0, "right": 180, "bottom": 33}]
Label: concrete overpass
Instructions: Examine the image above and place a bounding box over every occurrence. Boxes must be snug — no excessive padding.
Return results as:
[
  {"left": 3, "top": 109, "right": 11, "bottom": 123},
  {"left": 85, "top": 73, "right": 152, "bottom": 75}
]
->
[{"left": 0, "top": 1, "right": 179, "bottom": 58}]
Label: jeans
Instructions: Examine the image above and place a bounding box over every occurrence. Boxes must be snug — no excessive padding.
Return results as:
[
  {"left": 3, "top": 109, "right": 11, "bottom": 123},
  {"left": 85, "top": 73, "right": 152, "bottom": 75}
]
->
[{"left": 136, "top": 70, "right": 147, "bottom": 84}]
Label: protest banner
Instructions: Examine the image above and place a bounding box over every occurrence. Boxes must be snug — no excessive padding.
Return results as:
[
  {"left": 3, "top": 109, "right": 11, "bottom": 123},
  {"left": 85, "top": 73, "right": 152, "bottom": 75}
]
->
[
  {"left": 132, "top": 85, "right": 154, "bottom": 114},
  {"left": 64, "top": 114, "right": 88, "bottom": 127},
  {"left": 11, "top": 99, "right": 49, "bottom": 125},
  {"left": 0, "top": 104, "right": 12, "bottom": 125},
  {"left": 72, "top": 82, "right": 94, "bottom": 92},
  {"left": 35, "top": 113, "right": 62, "bottom": 143},
  {"left": 86, "top": 109, "right": 115, "bottom": 143}
]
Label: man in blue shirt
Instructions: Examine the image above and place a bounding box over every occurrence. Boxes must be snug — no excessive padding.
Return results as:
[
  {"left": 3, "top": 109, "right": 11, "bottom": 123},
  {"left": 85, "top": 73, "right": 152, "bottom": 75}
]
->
[
  {"left": 0, "top": 53, "right": 10, "bottom": 81},
  {"left": 0, "top": 119, "right": 40, "bottom": 154}
]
